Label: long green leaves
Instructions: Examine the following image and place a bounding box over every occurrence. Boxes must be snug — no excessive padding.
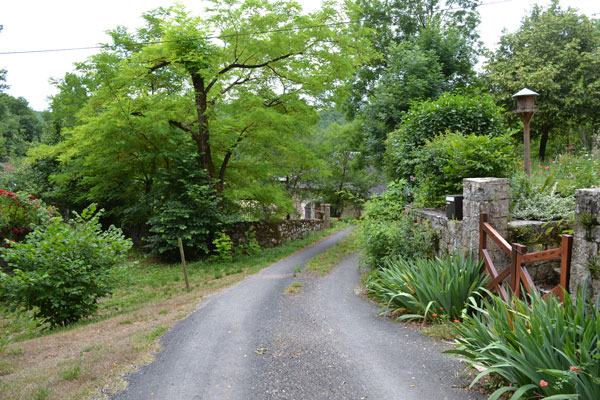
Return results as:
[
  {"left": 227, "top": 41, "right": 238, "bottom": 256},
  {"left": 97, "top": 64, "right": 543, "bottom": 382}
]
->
[
  {"left": 367, "top": 252, "right": 487, "bottom": 321},
  {"left": 448, "top": 288, "right": 600, "bottom": 399}
]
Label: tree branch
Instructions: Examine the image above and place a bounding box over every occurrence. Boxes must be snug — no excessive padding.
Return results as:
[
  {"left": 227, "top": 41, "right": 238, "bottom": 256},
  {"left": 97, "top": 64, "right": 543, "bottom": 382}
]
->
[
  {"left": 206, "top": 52, "right": 301, "bottom": 94},
  {"left": 218, "top": 124, "right": 253, "bottom": 183}
]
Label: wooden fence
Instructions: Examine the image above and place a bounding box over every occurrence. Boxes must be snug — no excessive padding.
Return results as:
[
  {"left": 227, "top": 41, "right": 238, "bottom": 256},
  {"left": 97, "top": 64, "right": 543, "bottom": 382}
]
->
[{"left": 479, "top": 213, "right": 573, "bottom": 303}]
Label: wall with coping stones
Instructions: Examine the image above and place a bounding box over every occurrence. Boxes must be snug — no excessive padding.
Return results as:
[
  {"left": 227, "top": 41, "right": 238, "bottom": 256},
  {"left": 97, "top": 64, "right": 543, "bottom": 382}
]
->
[{"left": 570, "top": 188, "right": 600, "bottom": 300}]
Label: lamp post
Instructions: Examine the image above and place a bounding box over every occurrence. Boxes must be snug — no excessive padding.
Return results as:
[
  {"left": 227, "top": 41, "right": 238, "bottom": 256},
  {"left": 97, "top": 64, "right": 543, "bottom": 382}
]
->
[{"left": 513, "top": 88, "right": 539, "bottom": 176}]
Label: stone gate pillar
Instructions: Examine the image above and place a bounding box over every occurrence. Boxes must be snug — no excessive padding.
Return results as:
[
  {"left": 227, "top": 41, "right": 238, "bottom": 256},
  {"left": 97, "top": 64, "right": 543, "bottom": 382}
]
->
[
  {"left": 462, "top": 178, "right": 510, "bottom": 269},
  {"left": 322, "top": 203, "right": 331, "bottom": 229},
  {"left": 570, "top": 188, "right": 600, "bottom": 300}
]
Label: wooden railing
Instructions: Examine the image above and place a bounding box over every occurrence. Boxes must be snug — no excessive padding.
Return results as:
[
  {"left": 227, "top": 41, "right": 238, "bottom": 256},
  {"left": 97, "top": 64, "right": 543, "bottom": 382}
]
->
[{"left": 479, "top": 213, "right": 573, "bottom": 303}]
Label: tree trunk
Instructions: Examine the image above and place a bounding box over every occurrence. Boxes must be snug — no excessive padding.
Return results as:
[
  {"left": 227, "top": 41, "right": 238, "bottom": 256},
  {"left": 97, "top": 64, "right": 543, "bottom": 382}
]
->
[
  {"left": 538, "top": 125, "right": 551, "bottom": 161},
  {"left": 191, "top": 73, "right": 216, "bottom": 185}
]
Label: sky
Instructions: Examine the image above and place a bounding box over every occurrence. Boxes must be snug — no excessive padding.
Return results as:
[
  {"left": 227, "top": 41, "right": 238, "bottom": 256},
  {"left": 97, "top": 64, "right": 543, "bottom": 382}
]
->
[{"left": 1, "top": 0, "right": 598, "bottom": 111}]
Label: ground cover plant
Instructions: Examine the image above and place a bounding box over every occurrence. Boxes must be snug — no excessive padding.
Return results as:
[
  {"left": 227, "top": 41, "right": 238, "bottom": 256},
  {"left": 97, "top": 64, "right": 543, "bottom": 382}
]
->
[
  {"left": 449, "top": 288, "right": 600, "bottom": 400},
  {"left": 0, "top": 223, "right": 347, "bottom": 400},
  {"left": 366, "top": 253, "right": 487, "bottom": 323}
]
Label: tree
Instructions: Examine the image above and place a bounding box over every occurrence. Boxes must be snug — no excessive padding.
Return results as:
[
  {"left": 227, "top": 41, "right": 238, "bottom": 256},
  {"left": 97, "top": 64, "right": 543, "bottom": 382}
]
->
[
  {"left": 484, "top": 1, "right": 600, "bottom": 160},
  {"left": 0, "top": 94, "right": 43, "bottom": 161},
  {"left": 38, "top": 1, "right": 368, "bottom": 228},
  {"left": 346, "top": 0, "right": 481, "bottom": 114}
]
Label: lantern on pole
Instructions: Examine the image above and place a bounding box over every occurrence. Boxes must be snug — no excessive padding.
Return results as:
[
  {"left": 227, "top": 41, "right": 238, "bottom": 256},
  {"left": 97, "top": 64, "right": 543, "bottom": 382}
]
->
[{"left": 513, "top": 88, "right": 539, "bottom": 176}]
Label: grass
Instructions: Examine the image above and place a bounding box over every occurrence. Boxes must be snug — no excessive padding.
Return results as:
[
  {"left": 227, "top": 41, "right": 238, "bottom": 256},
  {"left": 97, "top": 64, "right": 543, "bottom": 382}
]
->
[
  {"left": 304, "top": 229, "right": 360, "bottom": 275},
  {"left": 284, "top": 281, "right": 303, "bottom": 294},
  {"left": 0, "top": 222, "right": 349, "bottom": 400}
]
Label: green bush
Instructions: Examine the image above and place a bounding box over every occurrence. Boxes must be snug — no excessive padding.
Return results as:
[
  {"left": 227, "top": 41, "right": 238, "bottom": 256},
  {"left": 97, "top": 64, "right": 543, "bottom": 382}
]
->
[
  {"left": 449, "top": 288, "right": 600, "bottom": 400},
  {"left": 510, "top": 174, "right": 575, "bottom": 221},
  {"left": 385, "top": 92, "right": 507, "bottom": 180},
  {"left": 145, "top": 154, "right": 224, "bottom": 260},
  {"left": 212, "top": 230, "right": 233, "bottom": 261},
  {"left": 367, "top": 253, "right": 486, "bottom": 322},
  {"left": 0, "top": 205, "right": 132, "bottom": 327},
  {"left": 413, "top": 132, "right": 515, "bottom": 207},
  {"left": 361, "top": 179, "right": 412, "bottom": 222},
  {"left": 361, "top": 214, "right": 437, "bottom": 269}
]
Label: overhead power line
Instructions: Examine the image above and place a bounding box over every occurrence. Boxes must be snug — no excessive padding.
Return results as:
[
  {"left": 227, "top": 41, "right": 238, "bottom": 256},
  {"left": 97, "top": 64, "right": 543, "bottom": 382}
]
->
[{"left": 0, "top": 0, "right": 514, "bottom": 56}]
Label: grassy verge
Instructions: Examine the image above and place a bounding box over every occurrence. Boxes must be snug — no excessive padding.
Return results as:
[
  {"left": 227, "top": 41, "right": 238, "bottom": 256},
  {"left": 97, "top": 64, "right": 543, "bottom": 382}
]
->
[
  {"left": 0, "top": 222, "right": 348, "bottom": 400},
  {"left": 304, "top": 228, "right": 360, "bottom": 276}
]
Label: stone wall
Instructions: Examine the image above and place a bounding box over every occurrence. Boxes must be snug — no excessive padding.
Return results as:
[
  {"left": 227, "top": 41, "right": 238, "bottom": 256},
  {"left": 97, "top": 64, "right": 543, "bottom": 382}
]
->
[
  {"left": 570, "top": 188, "right": 600, "bottom": 299},
  {"left": 410, "top": 177, "right": 600, "bottom": 299}
]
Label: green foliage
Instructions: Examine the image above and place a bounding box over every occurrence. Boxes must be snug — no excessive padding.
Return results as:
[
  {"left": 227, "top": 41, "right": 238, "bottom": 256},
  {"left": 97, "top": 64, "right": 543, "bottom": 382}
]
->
[
  {"left": 361, "top": 180, "right": 412, "bottom": 222},
  {"left": 361, "top": 213, "right": 437, "bottom": 269},
  {"left": 0, "top": 190, "right": 56, "bottom": 245},
  {"left": 242, "top": 228, "right": 261, "bottom": 256},
  {"left": 212, "top": 230, "right": 233, "bottom": 262},
  {"left": 367, "top": 253, "right": 486, "bottom": 322},
  {"left": 145, "top": 154, "right": 223, "bottom": 260},
  {"left": 448, "top": 288, "right": 600, "bottom": 400},
  {"left": 361, "top": 180, "right": 436, "bottom": 269},
  {"left": 0, "top": 93, "right": 43, "bottom": 161},
  {"left": 385, "top": 92, "right": 508, "bottom": 180},
  {"left": 0, "top": 205, "right": 132, "bottom": 327},
  {"left": 529, "top": 153, "right": 600, "bottom": 198},
  {"left": 413, "top": 132, "right": 515, "bottom": 207},
  {"left": 510, "top": 174, "right": 575, "bottom": 221},
  {"left": 484, "top": 2, "right": 600, "bottom": 160},
  {"left": 0, "top": 329, "right": 11, "bottom": 353}
]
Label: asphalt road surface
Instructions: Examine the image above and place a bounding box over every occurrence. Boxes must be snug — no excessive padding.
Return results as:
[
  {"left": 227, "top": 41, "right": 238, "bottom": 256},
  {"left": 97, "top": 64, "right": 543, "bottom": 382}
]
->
[{"left": 113, "top": 228, "right": 485, "bottom": 400}]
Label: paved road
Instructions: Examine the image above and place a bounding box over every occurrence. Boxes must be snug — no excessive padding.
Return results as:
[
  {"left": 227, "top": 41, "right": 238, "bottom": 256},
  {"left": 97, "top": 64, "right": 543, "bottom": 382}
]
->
[{"left": 113, "top": 228, "right": 484, "bottom": 400}]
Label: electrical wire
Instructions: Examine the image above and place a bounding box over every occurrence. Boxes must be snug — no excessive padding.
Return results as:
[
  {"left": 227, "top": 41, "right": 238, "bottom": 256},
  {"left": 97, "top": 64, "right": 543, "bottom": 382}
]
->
[{"left": 0, "top": 0, "right": 517, "bottom": 56}]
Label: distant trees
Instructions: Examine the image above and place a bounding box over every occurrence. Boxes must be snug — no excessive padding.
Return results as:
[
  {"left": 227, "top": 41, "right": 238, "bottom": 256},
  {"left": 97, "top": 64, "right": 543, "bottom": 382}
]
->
[
  {"left": 347, "top": 0, "right": 481, "bottom": 166},
  {"left": 484, "top": 0, "right": 600, "bottom": 159}
]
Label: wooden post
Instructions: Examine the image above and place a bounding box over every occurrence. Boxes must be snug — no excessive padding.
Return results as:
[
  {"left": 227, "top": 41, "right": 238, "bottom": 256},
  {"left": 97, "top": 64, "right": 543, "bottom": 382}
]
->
[
  {"left": 512, "top": 244, "right": 527, "bottom": 298},
  {"left": 522, "top": 114, "right": 532, "bottom": 176},
  {"left": 559, "top": 234, "right": 573, "bottom": 303},
  {"left": 479, "top": 213, "right": 488, "bottom": 272},
  {"left": 177, "top": 237, "right": 190, "bottom": 291}
]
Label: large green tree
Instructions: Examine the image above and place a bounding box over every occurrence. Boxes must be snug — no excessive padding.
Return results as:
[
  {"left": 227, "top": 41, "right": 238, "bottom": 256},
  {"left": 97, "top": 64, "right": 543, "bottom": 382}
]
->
[
  {"left": 484, "top": 1, "right": 600, "bottom": 159},
  {"left": 39, "top": 1, "right": 368, "bottom": 225},
  {"left": 347, "top": 0, "right": 481, "bottom": 165}
]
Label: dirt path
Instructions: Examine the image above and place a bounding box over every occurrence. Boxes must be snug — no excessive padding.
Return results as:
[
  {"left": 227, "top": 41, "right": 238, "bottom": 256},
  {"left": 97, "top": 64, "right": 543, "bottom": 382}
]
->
[{"left": 113, "top": 228, "right": 484, "bottom": 399}]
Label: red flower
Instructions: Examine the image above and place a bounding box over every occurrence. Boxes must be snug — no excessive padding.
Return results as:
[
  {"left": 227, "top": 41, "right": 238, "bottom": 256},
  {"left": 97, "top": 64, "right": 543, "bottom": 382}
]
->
[
  {"left": 0, "top": 189, "right": 4, "bottom": 194},
  {"left": 29, "top": 194, "right": 34, "bottom": 199},
  {"left": 545, "top": 166, "right": 550, "bottom": 170},
  {"left": 12, "top": 228, "right": 18, "bottom": 234},
  {"left": 570, "top": 366, "right": 582, "bottom": 373},
  {"left": 453, "top": 319, "right": 460, "bottom": 323},
  {"left": 540, "top": 380, "right": 548, "bottom": 387},
  {"left": 432, "top": 313, "right": 438, "bottom": 317},
  {"left": 440, "top": 307, "right": 444, "bottom": 310},
  {"left": 18, "top": 228, "right": 23, "bottom": 234},
  {"left": 538, "top": 164, "right": 543, "bottom": 168}
]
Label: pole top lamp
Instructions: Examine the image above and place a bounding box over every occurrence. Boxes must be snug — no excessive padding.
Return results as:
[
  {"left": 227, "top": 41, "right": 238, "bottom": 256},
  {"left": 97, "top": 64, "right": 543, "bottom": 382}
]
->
[{"left": 513, "top": 88, "right": 539, "bottom": 176}]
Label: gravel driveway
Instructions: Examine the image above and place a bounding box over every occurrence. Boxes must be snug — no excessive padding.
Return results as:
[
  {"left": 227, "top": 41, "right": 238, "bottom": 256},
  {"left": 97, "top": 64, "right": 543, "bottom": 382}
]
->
[{"left": 113, "top": 228, "right": 484, "bottom": 400}]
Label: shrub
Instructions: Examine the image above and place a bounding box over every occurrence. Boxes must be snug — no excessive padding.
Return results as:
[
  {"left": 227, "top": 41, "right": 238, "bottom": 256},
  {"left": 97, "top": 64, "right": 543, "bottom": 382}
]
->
[
  {"left": 367, "top": 253, "right": 486, "bottom": 321},
  {"left": 385, "top": 92, "right": 507, "bottom": 180},
  {"left": 0, "top": 205, "right": 132, "bottom": 327},
  {"left": 510, "top": 174, "right": 575, "bottom": 221},
  {"left": 0, "top": 190, "right": 56, "bottom": 244},
  {"left": 361, "top": 179, "right": 412, "bottom": 222},
  {"left": 448, "top": 288, "right": 600, "bottom": 400},
  {"left": 361, "top": 214, "right": 437, "bottom": 269},
  {"left": 413, "top": 132, "right": 515, "bottom": 207},
  {"left": 212, "top": 230, "right": 233, "bottom": 261},
  {"left": 145, "top": 154, "right": 224, "bottom": 260}
]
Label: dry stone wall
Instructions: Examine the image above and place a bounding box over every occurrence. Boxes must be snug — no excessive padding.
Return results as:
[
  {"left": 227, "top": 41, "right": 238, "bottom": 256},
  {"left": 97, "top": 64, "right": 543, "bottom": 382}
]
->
[
  {"left": 570, "top": 188, "right": 600, "bottom": 299},
  {"left": 228, "top": 220, "right": 325, "bottom": 248}
]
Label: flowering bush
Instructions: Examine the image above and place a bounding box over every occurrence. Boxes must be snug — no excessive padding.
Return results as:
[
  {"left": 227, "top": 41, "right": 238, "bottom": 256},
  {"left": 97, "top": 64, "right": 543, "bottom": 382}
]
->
[{"left": 0, "top": 190, "right": 56, "bottom": 246}]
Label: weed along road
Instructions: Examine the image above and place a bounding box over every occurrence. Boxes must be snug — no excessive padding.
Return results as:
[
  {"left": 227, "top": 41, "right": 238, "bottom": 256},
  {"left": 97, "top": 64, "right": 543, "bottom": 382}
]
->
[{"left": 113, "top": 228, "right": 483, "bottom": 400}]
